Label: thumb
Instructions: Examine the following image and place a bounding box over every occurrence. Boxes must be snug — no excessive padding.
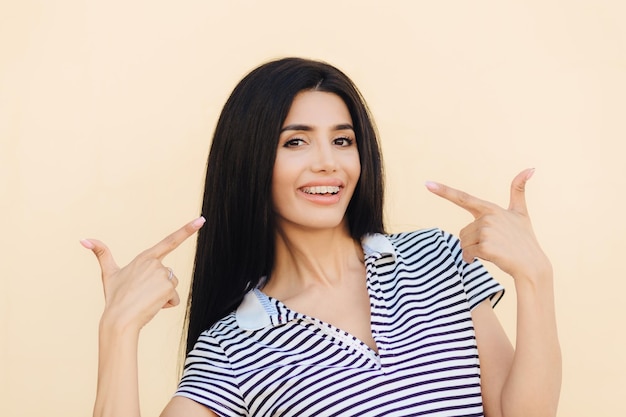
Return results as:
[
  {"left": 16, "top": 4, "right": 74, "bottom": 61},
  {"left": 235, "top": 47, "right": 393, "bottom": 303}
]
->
[
  {"left": 508, "top": 168, "right": 534, "bottom": 214},
  {"left": 80, "top": 239, "right": 119, "bottom": 276}
]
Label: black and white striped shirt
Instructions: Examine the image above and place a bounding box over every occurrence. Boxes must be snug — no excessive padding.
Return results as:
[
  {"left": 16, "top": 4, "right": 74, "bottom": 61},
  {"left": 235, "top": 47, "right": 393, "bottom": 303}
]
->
[{"left": 176, "top": 228, "right": 504, "bottom": 416}]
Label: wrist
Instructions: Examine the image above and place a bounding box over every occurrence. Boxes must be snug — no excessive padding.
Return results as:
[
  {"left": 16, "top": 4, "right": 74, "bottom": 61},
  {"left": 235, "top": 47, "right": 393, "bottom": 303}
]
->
[
  {"left": 512, "top": 254, "right": 553, "bottom": 288},
  {"left": 99, "top": 309, "right": 142, "bottom": 341},
  {"left": 512, "top": 261, "right": 558, "bottom": 325}
]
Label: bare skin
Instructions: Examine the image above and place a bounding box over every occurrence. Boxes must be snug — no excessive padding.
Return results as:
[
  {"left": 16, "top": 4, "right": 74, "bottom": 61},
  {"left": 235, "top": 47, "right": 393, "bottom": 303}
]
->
[
  {"left": 82, "top": 217, "right": 217, "bottom": 417},
  {"left": 426, "top": 169, "right": 562, "bottom": 417},
  {"left": 84, "top": 93, "right": 560, "bottom": 416},
  {"left": 85, "top": 170, "right": 561, "bottom": 417}
]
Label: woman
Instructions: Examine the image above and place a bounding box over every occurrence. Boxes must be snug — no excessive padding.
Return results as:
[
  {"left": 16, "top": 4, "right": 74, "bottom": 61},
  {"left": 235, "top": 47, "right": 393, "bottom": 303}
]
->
[{"left": 82, "top": 58, "right": 561, "bottom": 416}]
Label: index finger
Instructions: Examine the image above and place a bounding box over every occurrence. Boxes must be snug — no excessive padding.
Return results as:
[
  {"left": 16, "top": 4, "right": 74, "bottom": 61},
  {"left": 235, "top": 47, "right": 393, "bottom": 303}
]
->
[
  {"left": 144, "top": 216, "right": 206, "bottom": 260},
  {"left": 425, "top": 181, "right": 496, "bottom": 218}
]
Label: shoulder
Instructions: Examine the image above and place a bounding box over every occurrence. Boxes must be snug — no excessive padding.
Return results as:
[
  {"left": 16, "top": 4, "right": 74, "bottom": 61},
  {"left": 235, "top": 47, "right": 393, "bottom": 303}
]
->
[
  {"left": 188, "top": 313, "right": 243, "bottom": 355},
  {"left": 385, "top": 227, "right": 449, "bottom": 244},
  {"left": 364, "top": 228, "right": 455, "bottom": 258},
  {"left": 371, "top": 229, "right": 505, "bottom": 309}
]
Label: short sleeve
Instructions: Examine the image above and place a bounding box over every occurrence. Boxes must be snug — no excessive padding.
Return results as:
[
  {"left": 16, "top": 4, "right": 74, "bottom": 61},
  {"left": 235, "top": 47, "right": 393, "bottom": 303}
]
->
[
  {"left": 175, "top": 331, "right": 247, "bottom": 417},
  {"left": 440, "top": 230, "right": 505, "bottom": 310}
]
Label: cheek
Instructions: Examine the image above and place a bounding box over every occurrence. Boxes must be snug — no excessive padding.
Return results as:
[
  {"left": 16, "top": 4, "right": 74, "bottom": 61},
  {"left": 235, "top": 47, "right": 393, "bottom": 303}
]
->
[{"left": 347, "top": 152, "right": 361, "bottom": 182}]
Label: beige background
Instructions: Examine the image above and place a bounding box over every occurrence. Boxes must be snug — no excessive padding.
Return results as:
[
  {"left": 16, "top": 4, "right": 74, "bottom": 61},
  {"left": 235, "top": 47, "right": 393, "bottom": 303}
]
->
[{"left": 2, "top": 1, "right": 625, "bottom": 416}]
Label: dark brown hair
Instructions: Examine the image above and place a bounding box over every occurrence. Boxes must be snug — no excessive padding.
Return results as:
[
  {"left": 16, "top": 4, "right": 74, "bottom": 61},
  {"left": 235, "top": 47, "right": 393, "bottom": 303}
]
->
[{"left": 185, "top": 57, "right": 385, "bottom": 354}]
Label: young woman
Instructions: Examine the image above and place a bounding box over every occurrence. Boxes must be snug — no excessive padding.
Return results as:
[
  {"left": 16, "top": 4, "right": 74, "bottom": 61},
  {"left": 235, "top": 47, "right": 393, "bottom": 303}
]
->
[{"left": 82, "top": 58, "right": 561, "bottom": 416}]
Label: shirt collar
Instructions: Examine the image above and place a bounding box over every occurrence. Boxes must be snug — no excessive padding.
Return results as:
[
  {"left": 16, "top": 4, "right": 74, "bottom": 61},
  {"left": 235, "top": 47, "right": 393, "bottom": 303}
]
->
[
  {"left": 236, "top": 289, "right": 273, "bottom": 330},
  {"left": 236, "top": 233, "right": 396, "bottom": 331},
  {"left": 361, "top": 233, "right": 397, "bottom": 261}
]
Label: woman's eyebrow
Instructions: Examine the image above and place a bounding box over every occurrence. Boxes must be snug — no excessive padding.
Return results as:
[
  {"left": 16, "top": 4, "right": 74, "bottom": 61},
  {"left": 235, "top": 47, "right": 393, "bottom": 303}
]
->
[{"left": 280, "top": 123, "right": 354, "bottom": 133}]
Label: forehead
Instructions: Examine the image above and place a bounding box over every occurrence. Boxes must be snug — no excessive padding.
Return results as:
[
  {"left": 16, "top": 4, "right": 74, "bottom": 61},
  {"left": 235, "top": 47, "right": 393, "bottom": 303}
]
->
[{"left": 282, "top": 91, "right": 352, "bottom": 127}]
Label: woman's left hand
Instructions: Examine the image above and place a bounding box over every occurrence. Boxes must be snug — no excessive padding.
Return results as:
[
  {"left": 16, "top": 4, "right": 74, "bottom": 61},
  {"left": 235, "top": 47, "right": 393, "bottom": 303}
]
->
[{"left": 425, "top": 168, "right": 551, "bottom": 282}]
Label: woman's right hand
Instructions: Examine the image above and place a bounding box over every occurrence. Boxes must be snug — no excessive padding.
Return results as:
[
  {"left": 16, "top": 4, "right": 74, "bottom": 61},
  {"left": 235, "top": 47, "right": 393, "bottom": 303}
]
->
[{"left": 81, "top": 216, "right": 206, "bottom": 333}]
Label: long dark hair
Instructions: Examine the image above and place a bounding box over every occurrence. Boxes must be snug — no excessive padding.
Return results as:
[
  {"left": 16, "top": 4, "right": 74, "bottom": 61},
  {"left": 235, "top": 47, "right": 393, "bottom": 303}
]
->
[{"left": 184, "top": 57, "right": 385, "bottom": 354}]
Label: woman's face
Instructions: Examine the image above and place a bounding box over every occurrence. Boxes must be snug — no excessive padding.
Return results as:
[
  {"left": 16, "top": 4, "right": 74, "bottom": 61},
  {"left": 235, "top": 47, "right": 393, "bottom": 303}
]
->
[{"left": 272, "top": 91, "right": 361, "bottom": 233}]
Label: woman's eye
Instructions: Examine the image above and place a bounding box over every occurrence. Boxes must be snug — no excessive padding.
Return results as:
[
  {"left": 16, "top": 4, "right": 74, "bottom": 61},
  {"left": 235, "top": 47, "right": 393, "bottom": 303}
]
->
[
  {"left": 284, "top": 138, "right": 305, "bottom": 147},
  {"left": 334, "top": 137, "right": 354, "bottom": 147}
]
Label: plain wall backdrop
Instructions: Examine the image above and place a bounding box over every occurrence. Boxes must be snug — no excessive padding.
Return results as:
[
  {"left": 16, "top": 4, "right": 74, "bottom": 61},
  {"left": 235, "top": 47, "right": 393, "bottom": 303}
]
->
[{"left": 1, "top": 1, "right": 625, "bottom": 416}]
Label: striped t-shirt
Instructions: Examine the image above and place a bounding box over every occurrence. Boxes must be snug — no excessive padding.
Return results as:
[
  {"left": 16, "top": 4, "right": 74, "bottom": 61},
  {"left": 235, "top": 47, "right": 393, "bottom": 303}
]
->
[{"left": 176, "top": 228, "right": 504, "bottom": 416}]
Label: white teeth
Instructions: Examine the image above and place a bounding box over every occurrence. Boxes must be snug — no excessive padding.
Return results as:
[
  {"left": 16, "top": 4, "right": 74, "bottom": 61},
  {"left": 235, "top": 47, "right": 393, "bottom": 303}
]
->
[{"left": 302, "top": 186, "right": 340, "bottom": 195}]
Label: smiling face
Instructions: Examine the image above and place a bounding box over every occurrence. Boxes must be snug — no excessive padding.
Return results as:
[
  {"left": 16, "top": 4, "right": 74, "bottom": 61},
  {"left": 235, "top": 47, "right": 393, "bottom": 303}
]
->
[{"left": 272, "top": 91, "right": 361, "bottom": 234}]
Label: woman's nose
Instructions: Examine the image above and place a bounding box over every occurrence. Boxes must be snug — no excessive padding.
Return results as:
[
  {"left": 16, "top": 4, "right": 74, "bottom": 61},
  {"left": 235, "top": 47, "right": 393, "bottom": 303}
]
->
[{"left": 311, "top": 141, "right": 338, "bottom": 172}]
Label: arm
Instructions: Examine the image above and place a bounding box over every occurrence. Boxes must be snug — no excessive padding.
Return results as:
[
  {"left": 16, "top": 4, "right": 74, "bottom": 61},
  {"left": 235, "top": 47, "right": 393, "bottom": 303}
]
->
[
  {"left": 82, "top": 217, "right": 208, "bottom": 417},
  {"left": 472, "top": 270, "right": 561, "bottom": 417},
  {"left": 95, "top": 323, "right": 217, "bottom": 417},
  {"left": 500, "top": 267, "right": 561, "bottom": 417},
  {"left": 426, "top": 169, "right": 562, "bottom": 417},
  {"left": 93, "top": 321, "right": 140, "bottom": 416}
]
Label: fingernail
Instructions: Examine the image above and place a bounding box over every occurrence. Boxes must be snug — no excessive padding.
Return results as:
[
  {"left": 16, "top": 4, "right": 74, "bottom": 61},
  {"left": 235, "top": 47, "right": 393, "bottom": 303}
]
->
[
  {"left": 424, "top": 181, "right": 439, "bottom": 191},
  {"left": 526, "top": 168, "right": 536, "bottom": 180},
  {"left": 192, "top": 216, "right": 206, "bottom": 229},
  {"left": 80, "top": 239, "right": 94, "bottom": 249}
]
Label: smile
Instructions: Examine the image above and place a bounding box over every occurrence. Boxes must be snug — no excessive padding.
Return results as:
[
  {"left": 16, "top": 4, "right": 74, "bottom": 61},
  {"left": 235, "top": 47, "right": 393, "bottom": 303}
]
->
[{"left": 301, "top": 186, "right": 340, "bottom": 195}]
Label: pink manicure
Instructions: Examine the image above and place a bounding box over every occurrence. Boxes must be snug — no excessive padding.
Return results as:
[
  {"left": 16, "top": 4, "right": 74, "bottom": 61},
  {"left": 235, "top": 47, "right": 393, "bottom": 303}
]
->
[
  {"left": 192, "top": 216, "right": 206, "bottom": 229},
  {"left": 424, "top": 181, "right": 440, "bottom": 191},
  {"left": 80, "top": 239, "right": 95, "bottom": 249}
]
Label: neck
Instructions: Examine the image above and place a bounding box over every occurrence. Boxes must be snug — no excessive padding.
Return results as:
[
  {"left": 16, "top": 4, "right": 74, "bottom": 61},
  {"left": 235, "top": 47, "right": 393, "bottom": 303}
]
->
[{"left": 264, "top": 221, "right": 364, "bottom": 299}]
